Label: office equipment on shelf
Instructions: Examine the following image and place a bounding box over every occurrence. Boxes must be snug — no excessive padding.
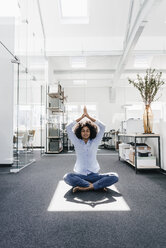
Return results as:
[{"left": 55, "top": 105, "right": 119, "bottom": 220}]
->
[
  {"left": 101, "top": 132, "right": 112, "bottom": 149},
  {"left": 119, "top": 143, "right": 130, "bottom": 160},
  {"left": 46, "top": 83, "right": 66, "bottom": 154},
  {"left": 126, "top": 118, "right": 143, "bottom": 134},
  {"left": 49, "top": 138, "right": 62, "bottom": 151},
  {"left": 118, "top": 133, "right": 161, "bottom": 173},
  {"left": 100, "top": 130, "right": 118, "bottom": 150},
  {"left": 120, "top": 119, "right": 144, "bottom": 134}
]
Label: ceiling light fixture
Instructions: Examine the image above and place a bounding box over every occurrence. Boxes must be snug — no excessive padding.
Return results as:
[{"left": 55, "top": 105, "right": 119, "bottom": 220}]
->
[
  {"left": 0, "top": 0, "right": 20, "bottom": 17},
  {"left": 73, "top": 80, "right": 87, "bottom": 85},
  {"left": 70, "top": 56, "right": 86, "bottom": 68},
  {"left": 59, "top": 0, "right": 89, "bottom": 24},
  {"left": 134, "top": 55, "right": 152, "bottom": 68}
]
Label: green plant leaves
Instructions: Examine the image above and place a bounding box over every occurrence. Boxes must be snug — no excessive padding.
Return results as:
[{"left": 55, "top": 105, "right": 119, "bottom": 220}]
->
[{"left": 128, "top": 69, "right": 165, "bottom": 105}]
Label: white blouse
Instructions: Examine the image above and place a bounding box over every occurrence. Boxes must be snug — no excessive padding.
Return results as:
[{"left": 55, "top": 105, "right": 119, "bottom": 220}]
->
[{"left": 66, "top": 120, "right": 106, "bottom": 175}]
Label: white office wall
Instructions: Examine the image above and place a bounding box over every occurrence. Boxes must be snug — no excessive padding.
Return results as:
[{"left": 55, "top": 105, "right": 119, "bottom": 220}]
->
[
  {"left": 65, "top": 87, "right": 118, "bottom": 131},
  {"left": 64, "top": 85, "right": 143, "bottom": 131},
  {"left": 26, "top": 79, "right": 143, "bottom": 140},
  {"left": 0, "top": 17, "right": 15, "bottom": 164},
  {"left": 152, "top": 101, "right": 166, "bottom": 170},
  {"left": 158, "top": 120, "right": 166, "bottom": 170}
]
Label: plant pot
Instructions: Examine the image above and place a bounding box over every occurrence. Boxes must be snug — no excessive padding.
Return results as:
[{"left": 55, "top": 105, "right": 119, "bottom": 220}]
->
[{"left": 143, "top": 105, "right": 153, "bottom": 134}]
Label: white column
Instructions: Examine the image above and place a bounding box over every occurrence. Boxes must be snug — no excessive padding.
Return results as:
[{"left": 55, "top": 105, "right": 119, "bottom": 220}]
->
[{"left": 0, "top": 17, "right": 15, "bottom": 164}]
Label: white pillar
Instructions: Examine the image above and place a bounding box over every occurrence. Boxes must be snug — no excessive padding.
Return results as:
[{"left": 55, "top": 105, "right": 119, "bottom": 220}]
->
[{"left": 0, "top": 17, "right": 15, "bottom": 164}]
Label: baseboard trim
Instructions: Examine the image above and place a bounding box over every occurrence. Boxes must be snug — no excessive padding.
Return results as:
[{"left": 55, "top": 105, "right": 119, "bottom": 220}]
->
[{"left": 0, "top": 163, "right": 13, "bottom": 167}]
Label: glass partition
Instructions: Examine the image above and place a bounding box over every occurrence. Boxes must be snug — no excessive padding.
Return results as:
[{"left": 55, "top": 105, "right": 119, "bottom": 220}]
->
[
  {"left": 0, "top": 0, "right": 46, "bottom": 172},
  {"left": 12, "top": 0, "right": 46, "bottom": 171}
]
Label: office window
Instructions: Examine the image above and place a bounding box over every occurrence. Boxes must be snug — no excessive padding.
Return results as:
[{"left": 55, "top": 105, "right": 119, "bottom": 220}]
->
[
  {"left": 14, "top": 104, "right": 45, "bottom": 131},
  {"left": 59, "top": 0, "right": 89, "bottom": 24},
  {"left": 125, "top": 104, "right": 143, "bottom": 120},
  {"left": 125, "top": 103, "right": 162, "bottom": 123}
]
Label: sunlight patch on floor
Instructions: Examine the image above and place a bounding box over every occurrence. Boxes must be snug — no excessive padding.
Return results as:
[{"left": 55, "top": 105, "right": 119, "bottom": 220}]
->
[{"left": 47, "top": 181, "right": 130, "bottom": 212}]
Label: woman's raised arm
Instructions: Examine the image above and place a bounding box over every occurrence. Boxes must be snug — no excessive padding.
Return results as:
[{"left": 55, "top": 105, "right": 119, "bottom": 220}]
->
[
  {"left": 66, "top": 111, "right": 86, "bottom": 144},
  {"left": 83, "top": 106, "right": 105, "bottom": 143},
  {"left": 83, "top": 106, "right": 96, "bottom": 122},
  {"left": 76, "top": 113, "right": 86, "bottom": 122}
]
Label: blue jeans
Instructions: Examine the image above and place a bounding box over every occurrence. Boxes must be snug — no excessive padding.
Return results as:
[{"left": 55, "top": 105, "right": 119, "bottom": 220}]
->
[{"left": 63, "top": 172, "right": 119, "bottom": 190}]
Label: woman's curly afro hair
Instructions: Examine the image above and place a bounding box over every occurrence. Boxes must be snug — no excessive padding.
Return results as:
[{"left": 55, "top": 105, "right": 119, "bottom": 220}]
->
[{"left": 74, "top": 121, "right": 98, "bottom": 140}]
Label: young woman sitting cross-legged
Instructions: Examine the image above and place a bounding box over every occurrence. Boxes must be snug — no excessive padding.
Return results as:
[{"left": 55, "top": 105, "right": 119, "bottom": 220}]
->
[{"left": 63, "top": 106, "right": 119, "bottom": 193}]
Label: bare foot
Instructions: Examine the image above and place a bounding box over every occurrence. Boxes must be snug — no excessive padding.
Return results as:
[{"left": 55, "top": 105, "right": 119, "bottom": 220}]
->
[
  {"left": 103, "top": 187, "right": 108, "bottom": 192},
  {"left": 73, "top": 183, "right": 94, "bottom": 193}
]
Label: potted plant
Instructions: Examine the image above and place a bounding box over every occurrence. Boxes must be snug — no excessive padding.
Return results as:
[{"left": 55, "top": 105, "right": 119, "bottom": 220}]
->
[{"left": 128, "top": 69, "right": 165, "bottom": 133}]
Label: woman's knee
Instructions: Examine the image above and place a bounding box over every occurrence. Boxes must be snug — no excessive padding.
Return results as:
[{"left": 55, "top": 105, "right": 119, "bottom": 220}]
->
[
  {"left": 63, "top": 173, "right": 74, "bottom": 184},
  {"left": 108, "top": 173, "right": 119, "bottom": 183},
  {"left": 112, "top": 174, "right": 119, "bottom": 183}
]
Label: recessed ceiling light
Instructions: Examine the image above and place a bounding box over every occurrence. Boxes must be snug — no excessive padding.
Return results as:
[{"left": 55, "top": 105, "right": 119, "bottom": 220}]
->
[
  {"left": 73, "top": 80, "right": 87, "bottom": 85},
  {"left": 70, "top": 57, "right": 86, "bottom": 68},
  {"left": 0, "top": 0, "right": 20, "bottom": 17},
  {"left": 60, "top": 0, "right": 87, "bottom": 18},
  {"left": 59, "top": 0, "right": 89, "bottom": 24},
  {"left": 134, "top": 55, "right": 152, "bottom": 68}
]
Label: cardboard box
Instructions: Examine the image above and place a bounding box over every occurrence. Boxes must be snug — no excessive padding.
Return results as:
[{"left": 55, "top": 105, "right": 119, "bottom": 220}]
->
[
  {"left": 129, "top": 151, "right": 135, "bottom": 164},
  {"left": 137, "top": 146, "right": 151, "bottom": 151}
]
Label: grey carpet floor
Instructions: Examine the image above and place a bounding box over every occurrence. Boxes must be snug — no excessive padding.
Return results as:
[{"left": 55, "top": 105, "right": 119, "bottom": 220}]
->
[{"left": 0, "top": 150, "right": 166, "bottom": 248}]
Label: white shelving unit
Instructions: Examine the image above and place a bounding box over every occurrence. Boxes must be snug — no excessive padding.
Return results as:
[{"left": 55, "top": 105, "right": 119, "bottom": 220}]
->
[
  {"left": 45, "top": 84, "right": 65, "bottom": 154},
  {"left": 118, "top": 133, "right": 161, "bottom": 173}
]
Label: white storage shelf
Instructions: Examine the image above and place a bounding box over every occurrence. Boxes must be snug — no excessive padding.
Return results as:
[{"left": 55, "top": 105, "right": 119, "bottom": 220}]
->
[
  {"left": 125, "top": 158, "right": 160, "bottom": 169},
  {"left": 46, "top": 84, "right": 65, "bottom": 154},
  {"left": 46, "top": 148, "right": 63, "bottom": 154},
  {"left": 118, "top": 133, "right": 161, "bottom": 173},
  {"left": 47, "top": 107, "right": 63, "bottom": 112},
  {"left": 48, "top": 93, "right": 63, "bottom": 99}
]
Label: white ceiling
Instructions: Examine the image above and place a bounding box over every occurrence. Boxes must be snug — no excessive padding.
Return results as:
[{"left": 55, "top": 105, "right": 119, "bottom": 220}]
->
[
  {"left": 142, "top": 1, "right": 166, "bottom": 36},
  {"left": 39, "top": 0, "right": 166, "bottom": 38},
  {"left": 25, "top": 0, "right": 166, "bottom": 86},
  {"left": 39, "top": 0, "right": 131, "bottom": 37}
]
